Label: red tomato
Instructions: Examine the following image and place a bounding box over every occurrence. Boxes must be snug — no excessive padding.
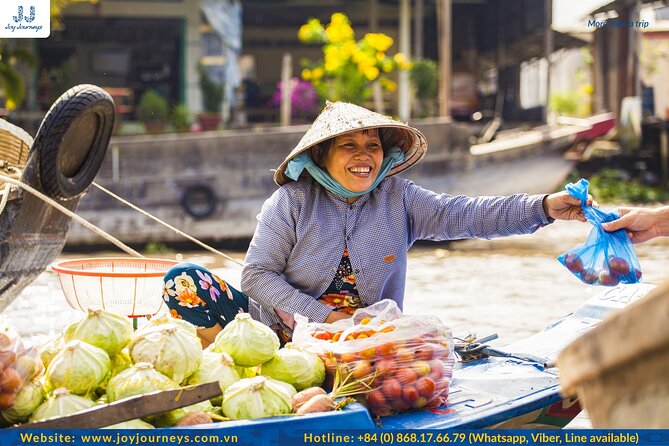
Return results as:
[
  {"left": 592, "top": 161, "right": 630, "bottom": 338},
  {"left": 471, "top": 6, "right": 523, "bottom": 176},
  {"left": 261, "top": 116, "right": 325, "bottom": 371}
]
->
[
  {"left": 415, "top": 376, "right": 436, "bottom": 398},
  {"left": 381, "top": 378, "right": 402, "bottom": 401},
  {"left": 396, "top": 366, "right": 418, "bottom": 385},
  {"left": 401, "top": 385, "right": 420, "bottom": 404},
  {"left": 313, "top": 331, "right": 333, "bottom": 341},
  {"left": 427, "top": 359, "right": 445, "bottom": 380},
  {"left": 415, "top": 343, "right": 435, "bottom": 361},
  {"left": 376, "top": 342, "right": 397, "bottom": 357},
  {"left": 374, "top": 358, "right": 397, "bottom": 378}
]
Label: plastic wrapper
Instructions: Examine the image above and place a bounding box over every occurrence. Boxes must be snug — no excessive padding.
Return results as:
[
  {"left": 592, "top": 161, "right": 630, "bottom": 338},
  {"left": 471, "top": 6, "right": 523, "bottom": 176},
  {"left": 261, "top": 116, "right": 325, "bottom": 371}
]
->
[
  {"left": 0, "top": 325, "right": 45, "bottom": 411},
  {"left": 292, "top": 300, "right": 454, "bottom": 417},
  {"left": 558, "top": 179, "right": 642, "bottom": 286}
]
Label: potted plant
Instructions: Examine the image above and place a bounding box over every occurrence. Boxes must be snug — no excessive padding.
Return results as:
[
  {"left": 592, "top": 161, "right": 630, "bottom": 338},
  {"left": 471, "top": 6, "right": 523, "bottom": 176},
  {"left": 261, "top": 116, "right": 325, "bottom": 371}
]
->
[
  {"left": 198, "top": 65, "right": 224, "bottom": 131},
  {"left": 137, "top": 89, "right": 169, "bottom": 133}
]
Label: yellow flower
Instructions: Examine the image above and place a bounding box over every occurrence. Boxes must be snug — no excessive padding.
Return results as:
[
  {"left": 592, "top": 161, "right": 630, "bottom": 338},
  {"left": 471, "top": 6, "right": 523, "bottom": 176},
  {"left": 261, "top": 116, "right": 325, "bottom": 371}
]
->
[
  {"left": 298, "top": 18, "right": 324, "bottom": 43},
  {"left": 330, "top": 12, "right": 348, "bottom": 25},
  {"left": 302, "top": 68, "right": 312, "bottom": 80},
  {"left": 326, "top": 21, "right": 354, "bottom": 43},
  {"left": 364, "top": 33, "right": 394, "bottom": 52},
  {"left": 381, "top": 59, "right": 394, "bottom": 73},
  {"left": 363, "top": 66, "right": 380, "bottom": 81},
  {"left": 393, "top": 53, "right": 412, "bottom": 70},
  {"left": 298, "top": 24, "right": 310, "bottom": 42},
  {"left": 312, "top": 67, "right": 324, "bottom": 80},
  {"left": 380, "top": 78, "right": 397, "bottom": 93},
  {"left": 5, "top": 99, "right": 16, "bottom": 111}
]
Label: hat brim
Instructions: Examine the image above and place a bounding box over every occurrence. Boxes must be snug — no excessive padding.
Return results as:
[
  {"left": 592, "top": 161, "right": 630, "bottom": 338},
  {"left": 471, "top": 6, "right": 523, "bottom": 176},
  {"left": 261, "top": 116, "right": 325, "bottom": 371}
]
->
[{"left": 274, "top": 103, "right": 427, "bottom": 186}]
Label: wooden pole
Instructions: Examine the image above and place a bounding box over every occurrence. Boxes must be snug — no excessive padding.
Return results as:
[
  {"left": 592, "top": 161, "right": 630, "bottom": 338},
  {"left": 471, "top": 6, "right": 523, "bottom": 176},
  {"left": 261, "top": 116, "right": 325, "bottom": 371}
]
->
[
  {"left": 369, "top": 0, "right": 385, "bottom": 113},
  {"left": 398, "top": 0, "right": 411, "bottom": 121},
  {"left": 544, "top": 0, "right": 553, "bottom": 123},
  {"left": 437, "top": 0, "right": 452, "bottom": 117},
  {"left": 280, "top": 53, "right": 292, "bottom": 126},
  {"left": 414, "top": 0, "right": 424, "bottom": 60}
]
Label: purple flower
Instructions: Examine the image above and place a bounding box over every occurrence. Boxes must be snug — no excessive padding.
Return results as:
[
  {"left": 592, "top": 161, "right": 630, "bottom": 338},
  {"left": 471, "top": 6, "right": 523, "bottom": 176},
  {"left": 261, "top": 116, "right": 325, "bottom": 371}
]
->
[{"left": 196, "top": 270, "right": 220, "bottom": 302}]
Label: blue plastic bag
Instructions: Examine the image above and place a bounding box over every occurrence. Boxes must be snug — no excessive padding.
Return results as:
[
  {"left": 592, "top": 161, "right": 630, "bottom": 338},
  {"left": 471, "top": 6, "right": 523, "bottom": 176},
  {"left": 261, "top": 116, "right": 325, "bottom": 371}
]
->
[{"left": 557, "top": 178, "right": 642, "bottom": 286}]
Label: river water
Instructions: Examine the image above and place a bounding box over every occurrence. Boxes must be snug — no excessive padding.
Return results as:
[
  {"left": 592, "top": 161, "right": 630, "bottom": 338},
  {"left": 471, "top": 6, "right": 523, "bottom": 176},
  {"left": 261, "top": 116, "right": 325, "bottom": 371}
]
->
[
  {"left": 3, "top": 207, "right": 668, "bottom": 429},
  {"left": 5, "top": 206, "right": 669, "bottom": 349}
]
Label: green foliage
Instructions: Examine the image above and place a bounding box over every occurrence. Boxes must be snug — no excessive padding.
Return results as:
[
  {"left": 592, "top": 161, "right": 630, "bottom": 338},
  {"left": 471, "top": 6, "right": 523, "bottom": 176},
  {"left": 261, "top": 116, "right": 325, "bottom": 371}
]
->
[
  {"left": 563, "top": 168, "right": 669, "bottom": 203},
  {"left": 0, "top": 44, "right": 36, "bottom": 109},
  {"left": 144, "top": 241, "right": 169, "bottom": 255},
  {"left": 410, "top": 59, "right": 438, "bottom": 100},
  {"left": 170, "top": 104, "right": 191, "bottom": 132},
  {"left": 550, "top": 92, "right": 579, "bottom": 117},
  {"left": 198, "top": 65, "right": 224, "bottom": 113},
  {"left": 410, "top": 59, "right": 438, "bottom": 118},
  {"left": 137, "top": 90, "right": 169, "bottom": 123}
]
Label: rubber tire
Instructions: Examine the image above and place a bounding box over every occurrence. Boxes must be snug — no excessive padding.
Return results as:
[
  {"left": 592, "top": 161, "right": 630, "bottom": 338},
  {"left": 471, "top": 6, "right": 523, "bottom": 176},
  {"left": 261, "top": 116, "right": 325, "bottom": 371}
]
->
[
  {"left": 34, "top": 84, "right": 115, "bottom": 199},
  {"left": 181, "top": 184, "right": 217, "bottom": 219}
]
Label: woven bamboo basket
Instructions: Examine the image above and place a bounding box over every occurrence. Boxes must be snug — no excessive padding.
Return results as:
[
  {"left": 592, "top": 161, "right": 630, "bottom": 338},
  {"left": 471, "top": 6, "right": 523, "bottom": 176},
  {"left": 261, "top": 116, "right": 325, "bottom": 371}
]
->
[{"left": 0, "top": 118, "right": 32, "bottom": 189}]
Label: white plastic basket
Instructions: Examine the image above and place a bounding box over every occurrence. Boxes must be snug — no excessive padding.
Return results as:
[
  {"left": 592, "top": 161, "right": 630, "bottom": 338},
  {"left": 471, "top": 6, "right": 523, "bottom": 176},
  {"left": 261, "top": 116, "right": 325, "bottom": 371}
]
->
[{"left": 51, "top": 258, "right": 179, "bottom": 317}]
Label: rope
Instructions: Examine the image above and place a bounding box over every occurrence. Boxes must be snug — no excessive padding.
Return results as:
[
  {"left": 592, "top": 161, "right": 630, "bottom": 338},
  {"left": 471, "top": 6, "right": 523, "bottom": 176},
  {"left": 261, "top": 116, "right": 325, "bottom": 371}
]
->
[
  {"left": 0, "top": 174, "right": 144, "bottom": 258},
  {"left": 92, "top": 182, "right": 245, "bottom": 267},
  {"left": 0, "top": 182, "right": 11, "bottom": 215}
]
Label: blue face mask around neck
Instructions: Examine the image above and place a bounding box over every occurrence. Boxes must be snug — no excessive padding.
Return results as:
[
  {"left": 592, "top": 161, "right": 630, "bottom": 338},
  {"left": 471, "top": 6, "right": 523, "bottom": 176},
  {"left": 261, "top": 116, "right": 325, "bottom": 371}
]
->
[{"left": 284, "top": 146, "right": 406, "bottom": 199}]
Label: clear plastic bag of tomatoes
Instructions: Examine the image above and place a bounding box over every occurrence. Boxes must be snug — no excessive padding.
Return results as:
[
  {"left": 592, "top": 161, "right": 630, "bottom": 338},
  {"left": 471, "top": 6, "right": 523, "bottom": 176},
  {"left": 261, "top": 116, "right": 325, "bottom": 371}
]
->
[
  {"left": 0, "top": 324, "right": 45, "bottom": 412},
  {"left": 292, "top": 299, "right": 454, "bottom": 417},
  {"left": 557, "top": 178, "right": 642, "bottom": 286}
]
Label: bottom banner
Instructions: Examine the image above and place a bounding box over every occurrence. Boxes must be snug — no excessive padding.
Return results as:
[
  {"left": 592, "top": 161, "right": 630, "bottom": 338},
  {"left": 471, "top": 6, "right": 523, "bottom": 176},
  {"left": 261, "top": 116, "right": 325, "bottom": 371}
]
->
[{"left": 4, "top": 429, "right": 669, "bottom": 446}]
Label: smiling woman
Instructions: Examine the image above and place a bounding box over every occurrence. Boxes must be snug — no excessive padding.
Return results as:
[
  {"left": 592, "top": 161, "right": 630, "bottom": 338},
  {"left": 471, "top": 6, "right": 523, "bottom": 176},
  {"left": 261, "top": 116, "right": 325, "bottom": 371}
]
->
[
  {"left": 313, "top": 130, "right": 384, "bottom": 198},
  {"left": 162, "top": 101, "right": 592, "bottom": 347}
]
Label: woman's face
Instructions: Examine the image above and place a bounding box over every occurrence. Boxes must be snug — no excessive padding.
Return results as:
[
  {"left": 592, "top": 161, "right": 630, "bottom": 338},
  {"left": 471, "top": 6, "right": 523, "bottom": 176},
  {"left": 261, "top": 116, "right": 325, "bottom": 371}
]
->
[{"left": 322, "top": 129, "right": 384, "bottom": 195}]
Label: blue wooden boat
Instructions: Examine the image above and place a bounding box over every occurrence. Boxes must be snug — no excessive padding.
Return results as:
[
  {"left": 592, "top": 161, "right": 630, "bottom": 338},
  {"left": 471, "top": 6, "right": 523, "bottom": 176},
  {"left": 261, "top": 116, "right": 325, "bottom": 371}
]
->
[{"left": 177, "top": 283, "right": 654, "bottom": 433}]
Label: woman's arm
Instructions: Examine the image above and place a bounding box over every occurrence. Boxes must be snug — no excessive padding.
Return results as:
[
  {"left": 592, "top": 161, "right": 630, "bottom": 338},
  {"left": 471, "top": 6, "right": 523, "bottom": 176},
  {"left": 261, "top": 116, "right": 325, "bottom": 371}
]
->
[
  {"left": 404, "top": 182, "right": 551, "bottom": 242},
  {"left": 241, "top": 187, "right": 334, "bottom": 327}
]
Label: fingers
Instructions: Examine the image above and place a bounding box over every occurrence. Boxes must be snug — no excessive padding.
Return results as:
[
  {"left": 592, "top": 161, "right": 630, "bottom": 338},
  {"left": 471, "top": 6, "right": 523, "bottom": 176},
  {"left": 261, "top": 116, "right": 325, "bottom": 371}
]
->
[{"left": 602, "top": 213, "right": 631, "bottom": 232}]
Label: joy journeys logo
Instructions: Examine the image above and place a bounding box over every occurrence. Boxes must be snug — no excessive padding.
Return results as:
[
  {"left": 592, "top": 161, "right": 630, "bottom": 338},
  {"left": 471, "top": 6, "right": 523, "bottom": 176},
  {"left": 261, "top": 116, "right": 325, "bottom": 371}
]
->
[{"left": 0, "top": 0, "right": 50, "bottom": 38}]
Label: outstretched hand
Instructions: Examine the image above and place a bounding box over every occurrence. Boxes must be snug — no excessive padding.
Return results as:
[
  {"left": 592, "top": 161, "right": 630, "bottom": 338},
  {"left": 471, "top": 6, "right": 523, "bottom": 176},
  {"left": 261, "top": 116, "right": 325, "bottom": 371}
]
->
[
  {"left": 543, "top": 191, "right": 595, "bottom": 222},
  {"left": 602, "top": 206, "right": 669, "bottom": 244}
]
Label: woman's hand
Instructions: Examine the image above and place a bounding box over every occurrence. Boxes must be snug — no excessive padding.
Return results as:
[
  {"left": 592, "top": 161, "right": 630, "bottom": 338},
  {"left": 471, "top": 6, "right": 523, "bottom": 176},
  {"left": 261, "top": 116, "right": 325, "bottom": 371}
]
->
[
  {"left": 542, "top": 191, "right": 595, "bottom": 222},
  {"left": 324, "top": 310, "right": 351, "bottom": 324},
  {"left": 602, "top": 206, "right": 669, "bottom": 244}
]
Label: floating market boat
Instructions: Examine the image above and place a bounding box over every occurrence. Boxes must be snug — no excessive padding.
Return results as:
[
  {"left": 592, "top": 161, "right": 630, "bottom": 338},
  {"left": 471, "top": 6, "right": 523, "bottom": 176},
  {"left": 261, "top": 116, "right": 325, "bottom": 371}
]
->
[
  {"left": 183, "top": 283, "right": 654, "bottom": 432},
  {"left": 21, "top": 283, "right": 654, "bottom": 431},
  {"left": 0, "top": 85, "right": 114, "bottom": 313}
]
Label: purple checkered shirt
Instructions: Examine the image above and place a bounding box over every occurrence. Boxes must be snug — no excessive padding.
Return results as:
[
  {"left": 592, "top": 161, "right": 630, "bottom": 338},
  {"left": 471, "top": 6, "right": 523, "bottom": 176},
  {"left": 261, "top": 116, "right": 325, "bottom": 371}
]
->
[{"left": 241, "top": 176, "right": 551, "bottom": 330}]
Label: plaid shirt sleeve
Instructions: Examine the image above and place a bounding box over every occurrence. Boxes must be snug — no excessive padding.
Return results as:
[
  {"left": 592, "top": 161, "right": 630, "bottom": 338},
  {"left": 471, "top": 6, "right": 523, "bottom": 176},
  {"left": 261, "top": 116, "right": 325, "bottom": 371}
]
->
[
  {"left": 241, "top": 186, "right": 333, "bottom": 324},
  {"left": 404, "top": 181, "right": 551, "bottom": 242}
]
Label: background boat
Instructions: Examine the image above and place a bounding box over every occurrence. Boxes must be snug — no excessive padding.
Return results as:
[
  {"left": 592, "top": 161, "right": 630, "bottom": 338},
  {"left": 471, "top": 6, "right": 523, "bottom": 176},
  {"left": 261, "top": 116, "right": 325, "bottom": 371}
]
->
[{"left": 65, "top": 113, "right": 614, "bottom": 246}]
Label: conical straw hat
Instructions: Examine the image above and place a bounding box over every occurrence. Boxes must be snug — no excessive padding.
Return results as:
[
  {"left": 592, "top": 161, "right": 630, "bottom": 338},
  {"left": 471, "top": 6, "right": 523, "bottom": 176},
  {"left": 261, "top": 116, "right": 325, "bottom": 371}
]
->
[{"left": 274, "top": 101, "right": 427, "bottom": 186}]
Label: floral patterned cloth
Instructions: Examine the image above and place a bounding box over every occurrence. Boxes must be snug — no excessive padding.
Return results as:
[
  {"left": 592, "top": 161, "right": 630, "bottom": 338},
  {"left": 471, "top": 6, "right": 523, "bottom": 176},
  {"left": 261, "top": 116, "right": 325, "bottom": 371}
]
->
[
  {"left": 317, "top": 248, "right": 361, "bottom": 315},
  {"left": 162, "top": 262, "right": 248, "bottom": 329},
  {"left": 162, "top": 251, "right": 359, "bottom": 336}
]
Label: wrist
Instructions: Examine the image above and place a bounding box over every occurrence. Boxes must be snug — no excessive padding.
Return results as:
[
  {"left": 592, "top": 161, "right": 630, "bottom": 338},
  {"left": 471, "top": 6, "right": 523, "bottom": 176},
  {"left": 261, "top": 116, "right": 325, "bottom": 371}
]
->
[{"left": 542, "top": 195, "right": 555, "bottom": 222}]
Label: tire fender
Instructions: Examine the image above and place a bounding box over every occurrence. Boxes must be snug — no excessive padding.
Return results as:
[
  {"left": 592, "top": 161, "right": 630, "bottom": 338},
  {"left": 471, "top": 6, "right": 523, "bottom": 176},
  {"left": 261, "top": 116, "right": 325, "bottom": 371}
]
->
[{"left": 33, "top": 84, "right": 115, "bottom": 199}]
